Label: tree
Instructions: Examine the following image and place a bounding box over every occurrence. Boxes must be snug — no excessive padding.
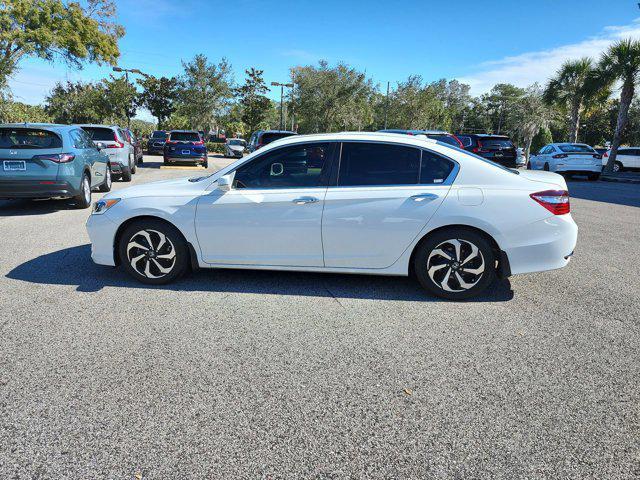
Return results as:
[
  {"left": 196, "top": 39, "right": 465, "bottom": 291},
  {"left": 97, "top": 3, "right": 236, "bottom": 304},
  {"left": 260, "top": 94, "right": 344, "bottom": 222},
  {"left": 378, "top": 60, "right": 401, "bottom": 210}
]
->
[
  {"left": 45, "top": 81, "right": 107, "bottom": 124},
  {"left": 481, "top": 83, "right": 526, "bottom": 135},
  {"left": 0, "top": 0, "right": 124, "bottom": 86},
  {"left": 137, "top": 76, "right": 179, "bottom": 129},
  {"left": 178, "top": 54, "right": 234, "bottom": 131},
  {"left": 597, "top": 39, "right": 640, "bottom": 173},
  {"left": 289, "top": 61, "right": 375, "bottom": 133},
  {"left": 101, "top": 74, "right": 137, "bottom": 125},
  {"left": 0, "top": 99, "right": 50, "bottom": 123},
  {"left": 543, "top": 58, "right": 607, "bottom": 143},
  {"left": 383, "top": 76, "right": 449, "bottom": 131},
  {"left": 512, "top": 84, "right": 555, "bottom": 159},
  {"left": 236, "top": 68, "right": 272, "bottom": 135},
  {"left": 531, "top": 126, "right": 553, "bottom": 154}
]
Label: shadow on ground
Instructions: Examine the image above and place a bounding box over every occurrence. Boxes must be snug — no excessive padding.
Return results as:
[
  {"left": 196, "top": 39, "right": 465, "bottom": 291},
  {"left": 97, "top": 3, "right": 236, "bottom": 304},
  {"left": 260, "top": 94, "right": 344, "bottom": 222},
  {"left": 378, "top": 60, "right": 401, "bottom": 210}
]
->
[
  {"left": 0, "top": 198, "right": 80, "bottom": 216},
  {"left": 7, "top": 244, "right": 514, "bottom": 302},
  {"left": 567, "top": 178, "right": 640, "bottom": 208}
]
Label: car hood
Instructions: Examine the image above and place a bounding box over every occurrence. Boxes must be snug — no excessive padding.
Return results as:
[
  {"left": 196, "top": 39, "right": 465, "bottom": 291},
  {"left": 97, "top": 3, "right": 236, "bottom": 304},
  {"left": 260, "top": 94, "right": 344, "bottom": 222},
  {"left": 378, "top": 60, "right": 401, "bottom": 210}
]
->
[{"left": 105, "top": 176, "right": 206, "bottom": 200}]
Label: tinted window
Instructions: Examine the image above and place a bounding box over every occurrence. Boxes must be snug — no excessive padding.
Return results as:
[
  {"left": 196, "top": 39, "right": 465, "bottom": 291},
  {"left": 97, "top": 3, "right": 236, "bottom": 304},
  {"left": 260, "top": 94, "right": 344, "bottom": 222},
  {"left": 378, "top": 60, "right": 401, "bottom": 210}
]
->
[
  {"left": 479, "top": 137, "right": 514, "bottom": 148},
  {"left": 82, "top": 127, "right": 114, "bottom": 142},
  {"left": 427, "top": 134, "right": 458, "bottom": 146},
  {"left": 70, "top": 130, "right": 87, "bottom": 149},
  {"left": 458, "top": 135, "right": 473, "bottom": 147},
  {"left": 170, "top": 131, "right": 200, "bottom": 142},
  {"left": 260, "top": 132, "right": 296, "bottom": 144},
  {"left": 151, "top": 131, "right": 168, "bottom": 139},
  {"left": 558, "top": 144, "right": 595, "bottom": 153},
  {"left": 234, "top": 143, "right": 334, "bottom": 189},
  {"left": 0, "top": 128, "right": 62, "bottom": 149},
  {"left": 228, "top": 139, "right": 246, "bottom": 146},
  {"left": 338, "top": 142, "right": 420, "bottom": 186},
  {"left": 420, "top": 150, "right": 455, "bottom": 184}
]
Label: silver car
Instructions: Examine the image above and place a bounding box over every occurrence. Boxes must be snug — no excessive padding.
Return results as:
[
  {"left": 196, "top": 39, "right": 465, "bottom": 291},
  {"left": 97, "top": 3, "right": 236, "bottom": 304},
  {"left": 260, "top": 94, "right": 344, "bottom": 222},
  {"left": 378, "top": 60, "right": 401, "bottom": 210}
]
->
[
  {"left": 79, "top": 125, "right": 136, "bottom": 181},
  {"left": 224, "top": 138, "right": 246, "bottom": 158}
]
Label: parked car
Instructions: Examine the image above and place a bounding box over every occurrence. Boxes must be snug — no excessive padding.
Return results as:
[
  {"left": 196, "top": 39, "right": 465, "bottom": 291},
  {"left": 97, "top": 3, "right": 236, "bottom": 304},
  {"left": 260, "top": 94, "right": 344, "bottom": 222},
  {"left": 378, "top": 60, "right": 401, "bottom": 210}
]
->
[
  {"left": 247, "top": 130, "right": 297, "bottom": 153},
  {"left": 516, "top": 147, "right": 526, "bottom": 167},
  {"left": 147, "top": 130, "right": 168, "bottom": 155},
  {"left": 124, "top": 129, "right": 144, "bottom": 165},
  {"left": 163, "top": 130, "right": 208, "bottom": 167},
  {"left": 87, "top": 132, "right": 577, "bottom": 300},
  {"left": 224, "top": 138, "right": 246, "bottom": 158},
  {"left": 456, "top": 134, "right": 518, "bottom": 168},
  {"left": 79, "top": 124, "right": 136, "bottom": 181},
  {"left": 0, "top": 123, "right": 111, "bottom": 208},
  {"left": 378, "top": 129, "right": 464, "bottom": 148},
  {"left": 602, "top": 147, "right": 640, "bottom": 172},
  {"left": 529, "top": 143, "right": 602, "bottom": 180}
]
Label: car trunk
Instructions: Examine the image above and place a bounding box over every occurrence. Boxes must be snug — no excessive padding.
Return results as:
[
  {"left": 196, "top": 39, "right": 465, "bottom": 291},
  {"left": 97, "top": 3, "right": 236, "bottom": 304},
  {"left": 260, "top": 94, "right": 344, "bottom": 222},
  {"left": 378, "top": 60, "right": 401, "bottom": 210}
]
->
[{"left": 0, "top": 148, "right": 62, "bottom": 181}]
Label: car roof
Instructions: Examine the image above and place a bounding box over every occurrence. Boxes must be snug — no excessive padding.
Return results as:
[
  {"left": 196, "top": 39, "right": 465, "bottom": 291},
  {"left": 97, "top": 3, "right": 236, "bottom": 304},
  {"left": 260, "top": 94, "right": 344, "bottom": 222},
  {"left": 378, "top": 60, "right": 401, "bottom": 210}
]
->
[
  {"left": 259, "top": 130, "right": 297, "bottom": 134},
  {"left": 169, "top": 129, "right": 199, "bottom": 133},
  {"left": 460, "top": 133, "right": 510, "bottom": 138},
  {"left": 378, "top": 129, "right": 451, "bottom": 135},
  {"left": 262, "top": 131, "right": 440, "bottom": 150},
  {"left": 552, "top": 142, "right": 592, "bottom": 146},
  {"left": 0, "top": 122, "right": 72, "bottom": 132}
]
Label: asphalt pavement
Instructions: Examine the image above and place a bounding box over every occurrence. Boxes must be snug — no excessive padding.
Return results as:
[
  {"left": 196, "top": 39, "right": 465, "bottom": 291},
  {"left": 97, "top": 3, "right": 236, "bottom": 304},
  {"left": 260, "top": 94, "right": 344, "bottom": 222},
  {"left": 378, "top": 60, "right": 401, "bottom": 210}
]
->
[{"left": 1, "top": 158, "right": 638, "bottom": 479}]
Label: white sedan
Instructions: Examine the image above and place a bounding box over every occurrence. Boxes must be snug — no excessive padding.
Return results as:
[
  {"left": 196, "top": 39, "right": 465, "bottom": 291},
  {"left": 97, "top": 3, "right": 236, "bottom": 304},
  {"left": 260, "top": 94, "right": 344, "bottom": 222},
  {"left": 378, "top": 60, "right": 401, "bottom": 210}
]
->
[
  {"left": 87, "top": 132, "right": 577, "bottom": 300},
  {"left": 528, "top": 143, "right": 602, "bottom": 180}
]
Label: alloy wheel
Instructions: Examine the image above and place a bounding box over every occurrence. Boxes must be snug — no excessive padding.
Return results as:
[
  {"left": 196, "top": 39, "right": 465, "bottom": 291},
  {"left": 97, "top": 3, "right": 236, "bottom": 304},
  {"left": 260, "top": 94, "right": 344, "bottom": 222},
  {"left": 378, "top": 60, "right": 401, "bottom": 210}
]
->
[
  {"left": 83, "top": 177, "right": 91, "bottom": 204},
  {"left": 127, "top": 229, "right": 177, "bottom": 279},
  {"left": 105, "top": 168, "right": 112, "bottom": 189},
  {"left": 426, "top": 238, "right": 485, "bottom": 292}
]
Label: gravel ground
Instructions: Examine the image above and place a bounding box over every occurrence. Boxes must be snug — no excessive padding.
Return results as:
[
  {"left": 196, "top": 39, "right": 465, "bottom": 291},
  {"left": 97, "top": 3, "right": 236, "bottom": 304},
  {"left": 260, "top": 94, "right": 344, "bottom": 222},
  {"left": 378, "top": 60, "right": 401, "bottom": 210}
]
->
[{"left": 1, "top": 158, "right": 639, "bottom": 479}]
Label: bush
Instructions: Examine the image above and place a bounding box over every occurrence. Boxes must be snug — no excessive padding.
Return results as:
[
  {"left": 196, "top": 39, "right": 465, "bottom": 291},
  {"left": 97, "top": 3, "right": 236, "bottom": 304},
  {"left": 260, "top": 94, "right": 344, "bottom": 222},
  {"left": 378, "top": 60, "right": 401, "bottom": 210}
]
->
[{"left": 206, "top": 142, "right": 226, "bottom": 154}]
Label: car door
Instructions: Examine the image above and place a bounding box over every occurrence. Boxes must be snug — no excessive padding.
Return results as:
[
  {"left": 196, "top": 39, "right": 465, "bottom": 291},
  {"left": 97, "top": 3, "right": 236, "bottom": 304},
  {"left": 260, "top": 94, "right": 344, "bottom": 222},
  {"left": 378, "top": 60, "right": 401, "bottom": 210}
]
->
[
  {"left": 322, "top": 142, "right": 456, "bottom": 269},
  {"left": 537, "top": 145, "right": 552, "bottom": 169},
  {"left": 195, "top": 142, "right": 337, "bottom": 266}
]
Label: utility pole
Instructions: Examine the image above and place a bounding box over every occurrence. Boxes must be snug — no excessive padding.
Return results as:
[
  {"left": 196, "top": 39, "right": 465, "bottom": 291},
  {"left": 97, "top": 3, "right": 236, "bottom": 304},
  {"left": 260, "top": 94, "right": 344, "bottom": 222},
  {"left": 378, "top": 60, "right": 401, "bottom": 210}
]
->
[
  {"left": 271, "top": 81, "right": 294, "bottom": 131},
  {"left": 383, "top": 81, "right": 390, "bottom": 129},
  {"left": 113, "top": 67, "right": 149, "bottom": 129}
]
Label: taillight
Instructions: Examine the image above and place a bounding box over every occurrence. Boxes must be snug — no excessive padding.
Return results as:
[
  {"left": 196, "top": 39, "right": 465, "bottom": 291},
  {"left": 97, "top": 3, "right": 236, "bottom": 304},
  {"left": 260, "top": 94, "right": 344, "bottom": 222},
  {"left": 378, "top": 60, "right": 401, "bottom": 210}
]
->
[
  {"left": 112, "top": 133, "right": 124, "bottom": 148},
  {"left": 194, "top": 140, "right": 204, "bottom": 145},
  {"left": 452, "top": 135, "right": 464, "bottom": 148},
  {"left": 530, "top": 190, "right": 570, "bottom": 215},
  {"left": 603, "top": 152, "right": 609, "bottom": 158},
  {"left": 552, "top": 153, "right": 568, "bottom": 159},
  {"left": 33, "top": 153, "right": 75, "bottom": 163}
]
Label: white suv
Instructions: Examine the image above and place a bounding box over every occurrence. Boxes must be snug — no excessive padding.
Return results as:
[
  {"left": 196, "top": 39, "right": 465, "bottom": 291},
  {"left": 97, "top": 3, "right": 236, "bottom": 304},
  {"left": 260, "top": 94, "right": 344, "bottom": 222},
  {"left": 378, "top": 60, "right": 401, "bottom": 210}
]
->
[
  {"left": 603, "top": 147, "right": 640, "bottom": 172},
  {"left": 79, "top": 125, "right": 136, "bottom": 181}
]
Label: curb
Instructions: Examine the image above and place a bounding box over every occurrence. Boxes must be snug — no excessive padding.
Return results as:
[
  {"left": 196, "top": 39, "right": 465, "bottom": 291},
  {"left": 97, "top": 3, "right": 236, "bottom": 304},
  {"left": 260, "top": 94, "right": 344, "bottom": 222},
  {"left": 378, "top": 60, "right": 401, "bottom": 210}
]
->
[{"left": 600, "top": 175, "right": 640, "bottom": 184}]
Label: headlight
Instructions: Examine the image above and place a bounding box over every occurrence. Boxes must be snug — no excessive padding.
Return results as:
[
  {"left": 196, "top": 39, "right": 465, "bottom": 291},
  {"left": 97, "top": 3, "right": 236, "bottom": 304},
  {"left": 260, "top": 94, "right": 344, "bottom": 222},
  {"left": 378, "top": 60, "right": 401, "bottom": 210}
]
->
[{"left": 92, "top": 198, "right": 120, "bottom": 215}]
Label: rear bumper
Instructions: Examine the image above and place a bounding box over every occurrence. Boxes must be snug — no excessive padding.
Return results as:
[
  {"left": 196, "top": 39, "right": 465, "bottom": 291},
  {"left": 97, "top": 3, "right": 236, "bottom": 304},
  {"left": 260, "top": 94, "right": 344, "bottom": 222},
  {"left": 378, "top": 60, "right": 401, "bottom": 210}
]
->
[
  {"left": 555, "top": 164, "right": 602, "bottom": 173},
  {"left": 164, "top": 155, "right": 207, "bottom": 163},
  {"left": 0, "top": 180, "right": 78, "bottom": 199}
]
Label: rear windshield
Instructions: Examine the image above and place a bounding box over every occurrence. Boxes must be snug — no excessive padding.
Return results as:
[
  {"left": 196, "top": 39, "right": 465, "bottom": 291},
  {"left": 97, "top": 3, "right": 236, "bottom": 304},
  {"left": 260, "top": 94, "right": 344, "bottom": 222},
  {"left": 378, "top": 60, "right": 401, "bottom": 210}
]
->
[
  {"left": 82, "top": 127, "right": 115, "bottom": 142},
  {"left": 261, "top": 132, "right": 295, "bottom": 144},
  {"left": 479, "top": 138, "right": 514, "bottom": 148},
  {"left": 151, "top": 131, "right": 167, "bottom": 139},
  {"left": 170, "top": 132, "right": 200, "bottom": 142},
  {"left": 427, "top": 134, "right": 459, "bottom": 146},
  {"left": 558, "top": 144, "right": 595, "bottom": 153},
  {"left": 0, "top": 128, "right": 62, "bottom": 149}
]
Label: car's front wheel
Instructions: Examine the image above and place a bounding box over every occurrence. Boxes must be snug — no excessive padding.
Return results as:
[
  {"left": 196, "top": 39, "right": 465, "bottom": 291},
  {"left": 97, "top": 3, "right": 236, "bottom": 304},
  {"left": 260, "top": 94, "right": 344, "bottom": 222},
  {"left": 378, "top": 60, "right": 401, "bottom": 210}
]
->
[
  {"left": 414, "top": 229, "right": 496, "bottom": 300},
  {"left": 118, "top": 220, "right": 189, "bottom": 284}
]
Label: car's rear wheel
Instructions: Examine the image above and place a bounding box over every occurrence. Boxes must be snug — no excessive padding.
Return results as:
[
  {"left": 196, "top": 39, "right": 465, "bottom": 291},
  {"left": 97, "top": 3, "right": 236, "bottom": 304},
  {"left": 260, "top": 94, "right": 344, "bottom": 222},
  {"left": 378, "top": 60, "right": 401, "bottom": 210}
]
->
[
  {"left": 121, "top": 167, "right": 132, "bottom": 182},
  {"left": 118, "top": 220, "right": 189, "bottom": 285},
  {"left": 73, "top": 173, "right": 92, "bottom": 209},
  {"left": 98, "top": 165, "right": 112, "bottom": 192},
  {"left": 414, "top": 228, "right": 496, "bottom": 300},
  {"left": 130, "top": 156, "right": 137, "bottom": 174},
  {"left": 543, "top": 162, "right": 550, "bottom": 171},
  {"left": 612, "top": 161, "right": 623, "bottom": 173}
]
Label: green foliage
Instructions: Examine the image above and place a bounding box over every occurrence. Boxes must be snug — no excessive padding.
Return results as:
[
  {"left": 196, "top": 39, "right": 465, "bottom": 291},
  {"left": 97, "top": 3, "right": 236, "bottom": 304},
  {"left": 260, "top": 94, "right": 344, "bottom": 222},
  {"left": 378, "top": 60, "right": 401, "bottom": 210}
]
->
[
  {"left": 0, "top": 99, "right": 51, "bottom": 123},
  {"left": 177, "top": 54, "right": 234, "bottom": 131},
  {"left": 531, "top": 126, "right": 553, "bottom": 154},
  {"left": 137, "top": 76, "right": 178, "bottom": 129},
  {"left": 205, "top": 142, "right": 226, "bottom": 154},
  {"left": 45, "top": 81, "right": 107, "bottom": 124},
  {"left": 101, "top": 74, "right": 137, "bottom": 125},
  {"left": 0, "top": 0, "right": 124, "bottom": 85},
  {"left": 237, "top": 68, "right": 273, "bottom": 134},
  {"left": 130, "top": 118, "right": 155, "bottom": 137}
]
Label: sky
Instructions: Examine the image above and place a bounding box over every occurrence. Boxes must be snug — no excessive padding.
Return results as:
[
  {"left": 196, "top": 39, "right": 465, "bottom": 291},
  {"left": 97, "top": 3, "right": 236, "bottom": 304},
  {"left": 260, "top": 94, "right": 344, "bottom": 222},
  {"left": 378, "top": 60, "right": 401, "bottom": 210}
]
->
[{"left": 8, "top": 0, "right": 640, "bottom": 122}]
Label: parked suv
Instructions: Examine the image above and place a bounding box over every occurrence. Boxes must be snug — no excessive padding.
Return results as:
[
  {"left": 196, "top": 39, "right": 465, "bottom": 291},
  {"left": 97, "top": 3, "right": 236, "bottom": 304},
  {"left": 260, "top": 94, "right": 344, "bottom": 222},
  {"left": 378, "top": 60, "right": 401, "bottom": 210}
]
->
[
  {"left": 456, "top": 134, "right": 518, "bottom": 167},
  {"left": 0, "top": 123, "right": 111, "bottom": 208},
  {"left": 602, "top": 147, "right": 640, "bottom": 172},
  {"left": 163, "top": 130, "right": 208, "bottom": 167},
  {"left": 247, "top": 130, "right": 297, "bottom": 153},
  {"left": 378, "top": 129, "right": 463, "bottom": 148},
  {"left": 79, "top": 125, "right": 136, "bottom": 181},
  {"left": 125, "top": 129, "right": 144, "bottom": 165},
  {"left": 147, "top": 130, "right": 168, "bottom": 155}
]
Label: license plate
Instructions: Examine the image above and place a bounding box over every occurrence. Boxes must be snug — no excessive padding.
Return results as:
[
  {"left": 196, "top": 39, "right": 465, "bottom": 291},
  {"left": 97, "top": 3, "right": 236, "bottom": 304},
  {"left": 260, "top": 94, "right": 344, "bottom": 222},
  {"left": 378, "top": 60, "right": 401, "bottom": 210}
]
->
[
  {"left": 3, "top": 160, "right": 26, "bottom": 171},
  {"left": 181, "top": 149, "right": 191, "bottom": 155}
]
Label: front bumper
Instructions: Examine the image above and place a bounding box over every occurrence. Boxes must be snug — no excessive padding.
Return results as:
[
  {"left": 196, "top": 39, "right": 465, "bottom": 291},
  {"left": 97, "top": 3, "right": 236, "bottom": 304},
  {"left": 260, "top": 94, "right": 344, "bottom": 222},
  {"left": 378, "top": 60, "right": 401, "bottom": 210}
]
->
[
  {"left": 0, "top": 180, "right": 78, "bottom": 199},
  {"left": 86, "top": 213, "right": 118, "bottom": 266}
]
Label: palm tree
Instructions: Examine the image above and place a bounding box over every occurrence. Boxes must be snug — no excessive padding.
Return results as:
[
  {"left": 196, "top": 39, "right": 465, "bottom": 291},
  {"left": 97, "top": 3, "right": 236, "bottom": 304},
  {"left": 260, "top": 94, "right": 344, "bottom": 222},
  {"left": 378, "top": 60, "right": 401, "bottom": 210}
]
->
[
  {"left": 544, "top": 58, "right": 605, "bottom": 143},
  {"left": 598, "top": 39, "right": 640, "bottom": 174}
]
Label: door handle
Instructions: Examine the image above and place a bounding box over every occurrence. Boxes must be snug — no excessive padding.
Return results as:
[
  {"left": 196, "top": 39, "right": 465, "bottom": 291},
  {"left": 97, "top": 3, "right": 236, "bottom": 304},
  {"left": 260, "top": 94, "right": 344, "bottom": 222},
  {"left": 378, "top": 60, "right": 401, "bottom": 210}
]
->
[
  {"left": 410, "top": 193, "right": 439, "bottom": 202},
  {"left": 292, "top": 196, "right": 319, "bottom": 205}
]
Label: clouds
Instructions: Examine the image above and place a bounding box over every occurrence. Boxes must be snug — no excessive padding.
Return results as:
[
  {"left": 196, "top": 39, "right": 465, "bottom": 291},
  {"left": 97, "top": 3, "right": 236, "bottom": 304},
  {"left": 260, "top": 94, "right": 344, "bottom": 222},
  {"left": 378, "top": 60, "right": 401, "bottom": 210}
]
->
[{"left": 458, "top": 18, "right": 640, "bottom": 95}]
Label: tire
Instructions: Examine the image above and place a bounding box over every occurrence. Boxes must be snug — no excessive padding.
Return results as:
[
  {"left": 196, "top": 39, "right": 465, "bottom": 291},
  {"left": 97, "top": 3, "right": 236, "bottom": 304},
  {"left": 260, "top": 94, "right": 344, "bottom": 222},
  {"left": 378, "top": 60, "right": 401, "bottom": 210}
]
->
[
  {"left": 130, "top": 156, "right": 137, "bottom": 174},
  {"left": 613, "top": 161, "right": 623, "bottom": 173},
  {"left": 588, "top": 173, "right": 600, "bottom": 181},
  {"left": 543, "top": 163, "right": 550, "bottom": 171},
  {"left": 118, "top": 219, "right": 189, "bottom": 285},
  {"left": 203, "top": 160, "right": 208, "bottom": 168},
  {"left": 413, "top": 228, "right": 496, "bottom": 300},
  {"left": 121, "top": 167, "right": 132, "bottom": 182},
  {"left": 98, "top": 165, "right": 112, "bottom": 192},
  {"left": 73, "top": 173, "right": 92, "bottom": 209}
]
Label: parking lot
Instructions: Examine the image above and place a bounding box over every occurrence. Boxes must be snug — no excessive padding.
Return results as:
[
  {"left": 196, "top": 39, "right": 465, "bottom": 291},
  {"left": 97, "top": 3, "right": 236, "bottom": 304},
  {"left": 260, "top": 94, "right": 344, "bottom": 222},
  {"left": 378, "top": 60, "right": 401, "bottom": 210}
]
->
[{"left": 1, "top": 156, "right": 639, "bottom": 478}]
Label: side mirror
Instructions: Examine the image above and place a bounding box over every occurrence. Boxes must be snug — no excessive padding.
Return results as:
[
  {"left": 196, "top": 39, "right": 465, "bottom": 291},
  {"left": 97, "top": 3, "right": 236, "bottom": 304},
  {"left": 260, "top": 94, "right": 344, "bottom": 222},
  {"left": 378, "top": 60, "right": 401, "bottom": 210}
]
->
[
  {"left": 217, "top": 174, "right": 232, "bottom": 192},
  {"left": 96, "top": 142, "right": 105, "bottom": 151}
]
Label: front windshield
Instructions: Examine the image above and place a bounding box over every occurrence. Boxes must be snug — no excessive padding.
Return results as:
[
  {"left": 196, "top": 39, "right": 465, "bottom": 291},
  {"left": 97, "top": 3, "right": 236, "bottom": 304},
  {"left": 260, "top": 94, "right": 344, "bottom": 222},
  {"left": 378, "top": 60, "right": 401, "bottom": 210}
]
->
[{"left": 229, "top": 140, "right": 246, "bottom": 146}]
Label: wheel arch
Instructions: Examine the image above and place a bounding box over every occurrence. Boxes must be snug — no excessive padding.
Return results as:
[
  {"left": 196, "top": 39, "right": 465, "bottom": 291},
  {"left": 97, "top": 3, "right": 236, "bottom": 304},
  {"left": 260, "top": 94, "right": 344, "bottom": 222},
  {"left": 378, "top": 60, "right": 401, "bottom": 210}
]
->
[
  {"left": 408, "top": 224, "right": 511, "bottom": 279},
  {"left": 113, "top": 215, "right": 199, "bottom": 270}
]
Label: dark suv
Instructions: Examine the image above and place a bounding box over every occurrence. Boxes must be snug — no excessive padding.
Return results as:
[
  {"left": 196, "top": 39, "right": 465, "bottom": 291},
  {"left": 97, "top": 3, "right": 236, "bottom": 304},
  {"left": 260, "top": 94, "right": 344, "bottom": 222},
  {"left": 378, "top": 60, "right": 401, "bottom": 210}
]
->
[
  {"left": 456, "top": 134, "right": 517, "bottom": 167},
  {"left": 163, "top": 130, "right": 208, "bottom": 167},
  {"left": 247, "top": 130, "right": 297, "bottom": 153},
  {"left": 147, "top": 130, "right": 168, "bottom": 155}
]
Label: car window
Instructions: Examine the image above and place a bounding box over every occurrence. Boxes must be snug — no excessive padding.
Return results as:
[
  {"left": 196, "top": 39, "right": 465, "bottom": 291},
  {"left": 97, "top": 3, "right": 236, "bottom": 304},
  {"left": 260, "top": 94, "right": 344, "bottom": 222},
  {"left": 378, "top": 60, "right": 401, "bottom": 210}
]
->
[
  {"left": 151, "top": 131, "right": 167, "bottom": 139},
  {"left": 458, "top": 135, "right": 473, "bottom": 147},
  {"left": 420, "top": 150, "right": 455, "bottom": 184},
  {"left": 81, "top": 127, "right": 114, "bottom": 142},
  {"left": 0, "top": 128, "right": 62, "bottom": 149},
  {"left": 427, "top": 134, "right": 458, "bottom": 147},
  {"left": 260, "top": 132, "right": 296, "bottom": 144},
  {"left": 170, "top": 131, "right": 201, "bottom": 142},
  {"left": 480, "top": 137, "right": 514, "bottom": 149},
  {"left": 233, "top": 142, "right": 335, "bottom": 189},
  {"left": 558, "top": 144, "right": 595, "bottom": 153},
  {"left": 338, "top": 142, "right": 420, "bottom": 186}
]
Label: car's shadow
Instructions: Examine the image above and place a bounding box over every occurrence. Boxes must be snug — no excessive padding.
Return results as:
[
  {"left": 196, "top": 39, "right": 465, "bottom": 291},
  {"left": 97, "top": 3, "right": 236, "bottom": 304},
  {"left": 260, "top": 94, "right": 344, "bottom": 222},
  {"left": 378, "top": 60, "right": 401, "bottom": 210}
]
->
[
  {"left": 0, "top": 198, "right": 80, "bottom": 216},
  {"left": 7, "top": 244, "right": 514, "bottom": 302},
  {"left": 567, "top": 178, "right": 640, "bottom": 208}
]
